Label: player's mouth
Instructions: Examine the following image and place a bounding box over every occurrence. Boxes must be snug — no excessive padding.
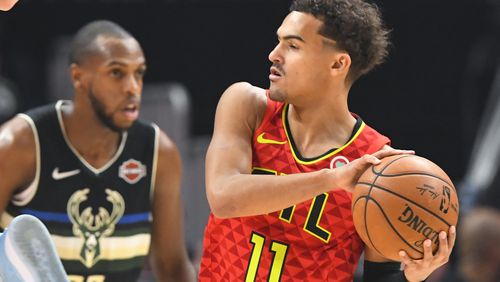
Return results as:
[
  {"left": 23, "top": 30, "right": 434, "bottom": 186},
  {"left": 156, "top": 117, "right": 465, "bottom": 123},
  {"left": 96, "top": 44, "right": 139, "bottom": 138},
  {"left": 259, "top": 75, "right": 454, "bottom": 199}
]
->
[
  {"left": 269, "top": 66, "right": 283, "bottom": 81},
  {"left": 122, "top": 103, "right": 139, "bottom": 121}
]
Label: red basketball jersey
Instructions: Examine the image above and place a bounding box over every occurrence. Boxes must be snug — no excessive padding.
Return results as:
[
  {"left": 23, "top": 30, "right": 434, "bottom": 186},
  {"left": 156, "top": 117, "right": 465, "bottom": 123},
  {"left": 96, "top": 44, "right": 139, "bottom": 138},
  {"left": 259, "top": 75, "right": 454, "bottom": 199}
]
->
[{"left": 200, "top": 96, "right": 390, "bottom": 281}]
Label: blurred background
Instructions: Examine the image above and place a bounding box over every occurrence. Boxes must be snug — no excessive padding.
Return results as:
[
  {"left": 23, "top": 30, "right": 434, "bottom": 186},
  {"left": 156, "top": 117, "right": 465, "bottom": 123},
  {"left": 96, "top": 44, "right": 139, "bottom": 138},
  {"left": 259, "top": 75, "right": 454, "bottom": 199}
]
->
[{"left": 1, "top": 0, "right": 500, "bottom": 281}]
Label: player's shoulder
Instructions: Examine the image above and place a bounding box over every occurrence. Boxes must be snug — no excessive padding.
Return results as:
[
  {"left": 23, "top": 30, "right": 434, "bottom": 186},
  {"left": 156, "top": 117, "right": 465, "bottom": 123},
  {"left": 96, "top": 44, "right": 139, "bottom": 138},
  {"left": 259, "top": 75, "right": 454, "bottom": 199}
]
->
[
  {"left": 0, "top": 115, "right": 36, "bottom": 180},
  {"left": 154, "top": 126, "right": 180, "bottom": 164},
  {"left": 221, "top": 82, "right": 267, "bottom": 109},
  {"left": 0, "top": 115, "right": 36, "bottom": 152},
  {"left": 219, "top": 82, "right": 268, "bottom": 128},
  {"left": 130, "top": 120, "right": 178, "bottom": 158}
]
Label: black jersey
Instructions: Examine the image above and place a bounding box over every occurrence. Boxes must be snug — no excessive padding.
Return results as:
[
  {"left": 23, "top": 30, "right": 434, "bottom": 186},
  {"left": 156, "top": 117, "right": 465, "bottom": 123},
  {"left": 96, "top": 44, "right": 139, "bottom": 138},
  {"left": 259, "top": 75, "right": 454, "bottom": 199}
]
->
[{"left": 1, "top": 100, "right": 159, "bottom": 282}]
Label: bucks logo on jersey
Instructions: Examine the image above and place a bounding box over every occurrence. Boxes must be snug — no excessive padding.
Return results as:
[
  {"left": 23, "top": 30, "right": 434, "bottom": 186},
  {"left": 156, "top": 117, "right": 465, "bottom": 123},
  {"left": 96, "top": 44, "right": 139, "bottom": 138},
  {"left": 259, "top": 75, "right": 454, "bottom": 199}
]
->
[{"left": 67, "top": 188, "right": 125, "bottom": 268}]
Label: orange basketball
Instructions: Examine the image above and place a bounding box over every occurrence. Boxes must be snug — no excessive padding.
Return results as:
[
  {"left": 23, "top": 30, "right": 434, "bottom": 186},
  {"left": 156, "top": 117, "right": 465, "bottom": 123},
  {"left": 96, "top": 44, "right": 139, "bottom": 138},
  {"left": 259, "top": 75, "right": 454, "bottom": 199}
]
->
[{"left": 352, "top": 155, "right": 459, "bottom": 261}]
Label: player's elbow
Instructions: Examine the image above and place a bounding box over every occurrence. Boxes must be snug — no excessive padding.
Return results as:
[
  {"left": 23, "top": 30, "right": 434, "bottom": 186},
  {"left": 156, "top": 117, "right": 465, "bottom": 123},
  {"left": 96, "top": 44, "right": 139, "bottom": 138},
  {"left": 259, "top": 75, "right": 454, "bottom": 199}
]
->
[
  {"left": 206, "top": 183, "right": 238, "bottom": 219},
  {"left": 209, "top": 203, "right": 236, "bottom": 219}
]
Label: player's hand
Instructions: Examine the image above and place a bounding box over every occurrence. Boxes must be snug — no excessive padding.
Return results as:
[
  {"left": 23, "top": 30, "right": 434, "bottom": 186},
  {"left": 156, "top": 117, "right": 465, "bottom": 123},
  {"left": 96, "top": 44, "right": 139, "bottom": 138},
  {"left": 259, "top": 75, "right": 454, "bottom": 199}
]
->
[
  {"left": 373, "top": 145, "right": 415, "bottom": 160},
  {"left": 333, "top": 146, "right": 414, "bottom": 192},
  {"left": 0, "top": 0, "right": 19, "bottom": 11},
  {"left": 400, "top": 225, "right": 456, "bottom": 282}
]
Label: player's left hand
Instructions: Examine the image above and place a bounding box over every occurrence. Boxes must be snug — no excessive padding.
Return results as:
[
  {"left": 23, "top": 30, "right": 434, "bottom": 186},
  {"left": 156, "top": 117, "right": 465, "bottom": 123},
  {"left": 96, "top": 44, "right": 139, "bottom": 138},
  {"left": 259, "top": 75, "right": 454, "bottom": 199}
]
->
[{"left": 399, "top": 225, "right": 456, "bottom": 282}]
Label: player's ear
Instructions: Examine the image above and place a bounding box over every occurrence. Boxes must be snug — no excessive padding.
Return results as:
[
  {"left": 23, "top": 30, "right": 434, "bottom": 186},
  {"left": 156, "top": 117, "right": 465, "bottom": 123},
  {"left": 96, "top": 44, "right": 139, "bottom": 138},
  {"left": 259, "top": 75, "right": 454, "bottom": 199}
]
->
[
  {"left": 330, "top": 52, "right": 351, "bottom": 77},
  {"left": 70, "top": 63, "right": 84, "bottom": 90}
]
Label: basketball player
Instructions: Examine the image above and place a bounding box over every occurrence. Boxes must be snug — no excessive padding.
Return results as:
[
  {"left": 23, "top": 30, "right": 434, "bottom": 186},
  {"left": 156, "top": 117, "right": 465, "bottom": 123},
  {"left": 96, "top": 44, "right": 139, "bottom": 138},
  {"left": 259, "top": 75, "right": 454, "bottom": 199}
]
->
[
  {"left": 200, "top": 0, "right": 455, "bottom": 281},
  {"left": 0, "top": 0, "right": 18, "bottom": 11},
  {"left": 0, "top": 20, "right": 195, "bottom": 281}
]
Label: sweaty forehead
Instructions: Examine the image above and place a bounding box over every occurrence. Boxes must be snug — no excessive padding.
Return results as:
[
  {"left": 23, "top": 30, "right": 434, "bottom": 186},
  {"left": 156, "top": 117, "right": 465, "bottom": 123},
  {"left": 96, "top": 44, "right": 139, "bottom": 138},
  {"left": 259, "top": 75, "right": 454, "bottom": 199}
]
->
[
  {"left": 278, "top": 11, "right": 323, "bottom": 39},
  {"left": 92, "top": 36, "right": 145, "bottom": 64}
]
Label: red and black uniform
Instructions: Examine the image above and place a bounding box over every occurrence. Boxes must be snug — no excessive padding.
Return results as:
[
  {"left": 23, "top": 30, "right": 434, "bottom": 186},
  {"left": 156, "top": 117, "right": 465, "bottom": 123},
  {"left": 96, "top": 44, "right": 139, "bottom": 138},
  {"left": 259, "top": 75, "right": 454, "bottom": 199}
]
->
[{"left": 200, "top": 95, "right": 390, "bottom": 281}]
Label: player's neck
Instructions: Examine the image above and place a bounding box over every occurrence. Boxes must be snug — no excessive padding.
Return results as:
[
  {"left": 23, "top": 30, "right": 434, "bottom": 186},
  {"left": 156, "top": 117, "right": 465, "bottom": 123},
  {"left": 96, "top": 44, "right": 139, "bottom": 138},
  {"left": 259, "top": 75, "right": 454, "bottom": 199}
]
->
[
  {"left": 287, "top": 94, "right": 356, "bottom": 157},
  {"left": 61, "top": 102, "right": 122, "bottom": 168}
]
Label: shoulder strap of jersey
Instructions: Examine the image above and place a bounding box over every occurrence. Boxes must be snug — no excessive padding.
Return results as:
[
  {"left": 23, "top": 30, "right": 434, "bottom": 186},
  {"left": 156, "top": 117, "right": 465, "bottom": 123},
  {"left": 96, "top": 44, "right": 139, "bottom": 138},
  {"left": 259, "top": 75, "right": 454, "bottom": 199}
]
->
[
  {"left": 255, "top": 90, "right": 285, "bottom": 133},
  {"left": 361, "top": 123, "right": 391, "bottom": 154}
]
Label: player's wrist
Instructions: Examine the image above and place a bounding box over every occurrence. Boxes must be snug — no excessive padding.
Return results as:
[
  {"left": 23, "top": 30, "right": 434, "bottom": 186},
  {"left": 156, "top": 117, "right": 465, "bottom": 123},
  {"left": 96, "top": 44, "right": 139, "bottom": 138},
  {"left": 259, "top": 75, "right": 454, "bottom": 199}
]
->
[
  {"left": 321, "top": 168, "right": 344, "bottom": 192},
  {"left": 403, "top": 269, "right": 428, "bottom": 282}
]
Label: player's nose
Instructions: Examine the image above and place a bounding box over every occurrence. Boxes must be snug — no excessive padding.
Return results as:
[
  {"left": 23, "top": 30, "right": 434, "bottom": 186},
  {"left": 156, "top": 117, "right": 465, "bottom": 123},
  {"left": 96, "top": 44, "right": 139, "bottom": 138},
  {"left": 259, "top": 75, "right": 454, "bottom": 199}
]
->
[
  {"left": 268, "top": 44, "right": 283, "bottom": 64},
  {"left": 123, "top": 74, "right": 141, "bottom": 97}
]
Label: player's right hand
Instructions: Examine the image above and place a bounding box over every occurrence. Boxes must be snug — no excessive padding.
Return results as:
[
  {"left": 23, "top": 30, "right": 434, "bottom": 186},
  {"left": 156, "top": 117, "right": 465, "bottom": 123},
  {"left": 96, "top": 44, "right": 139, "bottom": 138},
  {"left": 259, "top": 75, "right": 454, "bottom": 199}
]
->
[
  {"left": 332, "top": 146, "right": 414, "bottom": 192},
  {"left": 373, "top": 145, "right": 415, "bottom": 160},
  {"left": 332, "top": 154, "right": 381, "bottom": 193}
]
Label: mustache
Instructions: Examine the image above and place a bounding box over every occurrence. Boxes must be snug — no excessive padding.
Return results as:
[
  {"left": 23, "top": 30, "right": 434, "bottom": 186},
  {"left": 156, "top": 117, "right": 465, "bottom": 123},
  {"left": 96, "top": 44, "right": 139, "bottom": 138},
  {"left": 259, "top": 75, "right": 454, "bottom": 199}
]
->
[
  {"left": 125, "top": 95, "right": 141, "bottom": 105},
  {"left": 272, "top": 63, "right": 285, "bottom": 75}
]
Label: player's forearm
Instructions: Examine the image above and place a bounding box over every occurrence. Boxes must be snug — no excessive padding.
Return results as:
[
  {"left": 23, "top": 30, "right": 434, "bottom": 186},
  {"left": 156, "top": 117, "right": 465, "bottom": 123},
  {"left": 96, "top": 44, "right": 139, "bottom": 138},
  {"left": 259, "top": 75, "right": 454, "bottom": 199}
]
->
[{"left": 207, "top": 168, "right": 338, "bottom": 218}]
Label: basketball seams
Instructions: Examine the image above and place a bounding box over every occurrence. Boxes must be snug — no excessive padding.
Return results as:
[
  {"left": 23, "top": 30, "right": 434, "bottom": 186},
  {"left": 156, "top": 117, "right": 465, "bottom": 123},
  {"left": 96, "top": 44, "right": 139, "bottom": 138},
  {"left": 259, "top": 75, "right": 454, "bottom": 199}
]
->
[
  {"left": 362, "top": 156, "right": 405, "bottom": 259},
  {"left": 366, "top": 197, "right": 424, "bottom": 256},
  {"left": 370, "top": 155, "right": 411, "bottom": 175},
  {"left": 370, "top": 155, "right": 454, "bottom": 188},
  {"left": 361, "top": 182, "right": 454, "bottom": 227},
  {"left": 353, "top": 154, "right": 458, "bottom": 261},
  {"left": 369, "top": 172, "right": 453, "bottom": 189}
]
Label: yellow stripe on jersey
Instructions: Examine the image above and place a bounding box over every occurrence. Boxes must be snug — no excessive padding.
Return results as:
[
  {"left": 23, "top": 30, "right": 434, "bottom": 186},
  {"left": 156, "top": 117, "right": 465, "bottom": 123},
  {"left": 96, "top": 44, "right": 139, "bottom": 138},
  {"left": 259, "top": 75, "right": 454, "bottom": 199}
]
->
[{"left": 52, "top": 233, "right": 150, "bottom": 260}]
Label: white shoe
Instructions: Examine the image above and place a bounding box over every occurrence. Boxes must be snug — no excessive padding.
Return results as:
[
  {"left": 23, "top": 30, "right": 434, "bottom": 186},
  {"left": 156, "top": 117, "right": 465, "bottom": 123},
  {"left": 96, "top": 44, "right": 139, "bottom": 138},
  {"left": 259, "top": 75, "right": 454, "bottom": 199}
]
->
[{"left": 0, "top": 214, "right": 68, "bottom": 282}]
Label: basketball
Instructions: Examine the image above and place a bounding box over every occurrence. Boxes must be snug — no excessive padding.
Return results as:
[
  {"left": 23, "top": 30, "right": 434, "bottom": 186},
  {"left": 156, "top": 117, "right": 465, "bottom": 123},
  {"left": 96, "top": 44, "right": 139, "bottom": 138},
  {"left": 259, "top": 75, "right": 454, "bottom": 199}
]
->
[{"left": 352, "top": 154, "right": 459, "bottom": 261}]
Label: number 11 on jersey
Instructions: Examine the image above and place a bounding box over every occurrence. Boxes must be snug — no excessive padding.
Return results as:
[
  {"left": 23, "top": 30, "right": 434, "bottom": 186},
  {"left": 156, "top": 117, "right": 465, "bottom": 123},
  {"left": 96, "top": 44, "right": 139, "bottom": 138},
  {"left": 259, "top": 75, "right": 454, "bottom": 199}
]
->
[{"left": 245, "top": 232, "right": 289, "bottom": 282}]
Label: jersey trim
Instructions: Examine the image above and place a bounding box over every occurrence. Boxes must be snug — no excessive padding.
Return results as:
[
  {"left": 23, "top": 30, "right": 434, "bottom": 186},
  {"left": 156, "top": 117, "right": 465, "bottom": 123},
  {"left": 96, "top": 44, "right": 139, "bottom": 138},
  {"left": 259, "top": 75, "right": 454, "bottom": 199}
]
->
[
  {"left": 149, "top": 123, "right": 160, "bottom": 204},
  {"left": 256, "top": 90, "right": 279, "bottom": 132},
  {"left": 281, "top": 104, "right": 366, "bottom": 165},
  {"left": 53, "top": 233, "right": 151, "bottom": 261},
  {"left": 11, "top": 114, "right": 41, "bottom": 207},
  {"left": 8, "top": 209, "right": 150, "bottom": 225},
  {"left": 55, "top": 100, "right": 128, "bottom": 175}
]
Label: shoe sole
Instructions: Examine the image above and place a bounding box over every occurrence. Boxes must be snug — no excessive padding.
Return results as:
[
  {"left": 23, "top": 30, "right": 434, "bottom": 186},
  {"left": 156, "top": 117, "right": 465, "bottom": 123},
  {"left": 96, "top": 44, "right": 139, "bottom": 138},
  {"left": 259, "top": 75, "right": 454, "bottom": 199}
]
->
[{"left": 0, "top": 214, "right": 68, "bottom": 282}]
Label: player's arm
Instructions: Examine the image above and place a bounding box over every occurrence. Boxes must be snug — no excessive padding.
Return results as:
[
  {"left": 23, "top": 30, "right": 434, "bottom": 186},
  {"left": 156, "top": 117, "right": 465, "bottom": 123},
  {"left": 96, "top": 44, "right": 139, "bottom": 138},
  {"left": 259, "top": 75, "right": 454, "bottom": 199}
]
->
[
  {"left": 0, "top": 116, "right": 36, "bottom": 214},
  {"left": 149, "top": 130, "right": 195, "bottom": 282},
  {"left": 363, "top": 225, "right": 456, "bottom": 282},
  {"left": 205, "top": 82, "right": 407, "bottom": 218}
]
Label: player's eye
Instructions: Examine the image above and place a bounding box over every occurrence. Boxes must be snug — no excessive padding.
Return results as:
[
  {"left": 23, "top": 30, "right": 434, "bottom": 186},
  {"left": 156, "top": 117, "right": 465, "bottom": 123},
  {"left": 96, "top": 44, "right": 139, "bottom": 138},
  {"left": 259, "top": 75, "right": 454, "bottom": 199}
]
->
[
  {"left": 110, "top": 69, "right": 123, "bottom": 78},
  {"left": 136, "top": 68, "right": 146, "bottom": 78}
]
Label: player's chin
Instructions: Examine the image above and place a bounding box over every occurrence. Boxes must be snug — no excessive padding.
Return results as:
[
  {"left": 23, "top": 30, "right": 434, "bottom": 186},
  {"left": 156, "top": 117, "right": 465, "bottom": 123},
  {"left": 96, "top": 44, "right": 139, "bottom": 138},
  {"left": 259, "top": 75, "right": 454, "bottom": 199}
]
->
[
  {"left": 118, "top": 111, "right": 139, "bottom": 124},
  {"left": 269, "top": 87, "right": 286, "bottom": 102},
  {"left": 112, "top": 119, "right": 135, "bottom": 132}
]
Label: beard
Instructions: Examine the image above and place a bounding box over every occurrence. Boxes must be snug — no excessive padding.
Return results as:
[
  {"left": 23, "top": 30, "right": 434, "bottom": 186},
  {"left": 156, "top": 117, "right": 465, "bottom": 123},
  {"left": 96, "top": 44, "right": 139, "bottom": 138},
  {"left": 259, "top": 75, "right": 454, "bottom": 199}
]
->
[
  {"left": 268, "top": 86, "right": 287, "bottom": 102},
  {"left": 88, "top": 89, "right": 126, "bottom": 133}
]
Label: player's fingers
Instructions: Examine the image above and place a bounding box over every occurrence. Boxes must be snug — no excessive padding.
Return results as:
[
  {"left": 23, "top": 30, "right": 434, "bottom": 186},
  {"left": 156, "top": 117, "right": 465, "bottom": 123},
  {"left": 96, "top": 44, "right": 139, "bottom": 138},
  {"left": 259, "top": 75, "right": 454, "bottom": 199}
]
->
[
  {"left": 435, "top": 231, "right": 449, "bottom": 264},
  {"left": 399, "top": 250, "right": 413, "bottom": 266},
  {"left": 360, "top": 154, "right": 381, "bottom": 165},
  {"left": 448, "top": 226, "right": 457, "bottom": 251},
  {"left": 372, "top": 149, "right": 414, "bottom": 159},
  {"left": 422, "top": 239, "right": 434, "bottom": 263},
  {"left": 379, "top": 144, "right": 412, "bottom": 153}
]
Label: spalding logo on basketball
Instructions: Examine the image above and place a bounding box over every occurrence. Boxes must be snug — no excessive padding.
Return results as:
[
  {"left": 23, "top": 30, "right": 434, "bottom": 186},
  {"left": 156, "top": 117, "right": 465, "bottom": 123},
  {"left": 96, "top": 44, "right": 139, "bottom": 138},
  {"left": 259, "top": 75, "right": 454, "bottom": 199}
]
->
[
  {"left": 352, "top": 155, "right": 459, "bottom": 261},
  {"left": 119, "top": 159, "right": 147, "bottom": 184}
]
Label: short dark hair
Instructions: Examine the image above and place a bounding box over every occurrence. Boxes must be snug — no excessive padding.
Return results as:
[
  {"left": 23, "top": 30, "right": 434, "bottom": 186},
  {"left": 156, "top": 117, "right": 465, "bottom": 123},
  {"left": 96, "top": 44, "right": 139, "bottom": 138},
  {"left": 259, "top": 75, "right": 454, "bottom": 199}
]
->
[
  {"left": 290, "top": 0, "right": 390, "bottom": 82},
  {"left": 68, "top": 20, "right": 133, "bottom": 65}
]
